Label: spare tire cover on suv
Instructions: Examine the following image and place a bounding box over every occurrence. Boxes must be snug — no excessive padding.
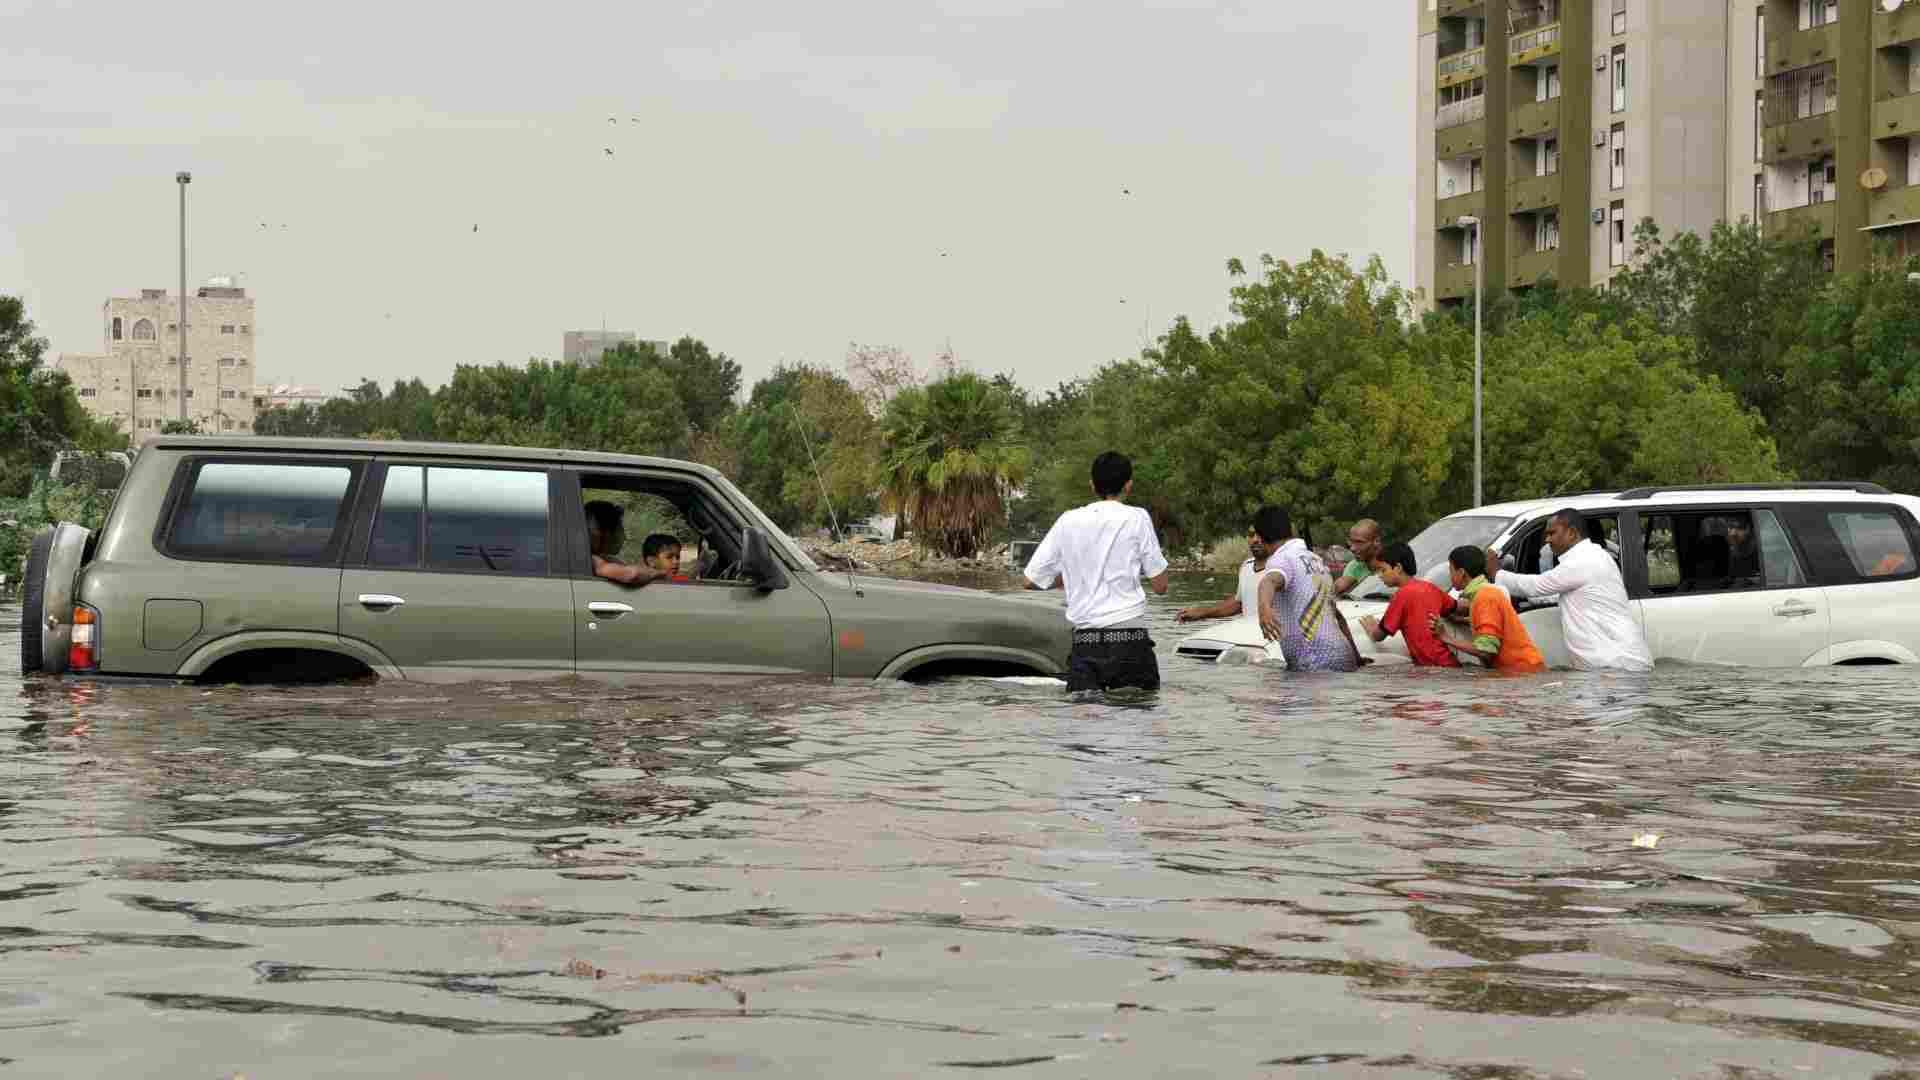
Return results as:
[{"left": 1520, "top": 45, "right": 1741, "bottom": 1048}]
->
[{"left": 18, "top": 524, "right": 90, "bottom": 675}]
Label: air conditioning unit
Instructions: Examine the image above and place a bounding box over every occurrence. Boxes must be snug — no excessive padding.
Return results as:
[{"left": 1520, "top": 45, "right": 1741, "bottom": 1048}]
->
[
  {"left": 1595, "top": 131, "right": 1608, "bottom": 147},
  {"left": 1595, "top": 54, "right": 1608, "bottom": 71},
  {"left": 1592, "top": 208, "right": 1606, "bottom": 224}
]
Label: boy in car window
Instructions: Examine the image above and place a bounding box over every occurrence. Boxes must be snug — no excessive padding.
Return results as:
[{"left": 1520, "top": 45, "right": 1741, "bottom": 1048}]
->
[
  {"left": 642, "top": 533, "right": 692, "bottom": 583},
  {"left": 585, "top": 501, "right": 666, "bottom": 587}
]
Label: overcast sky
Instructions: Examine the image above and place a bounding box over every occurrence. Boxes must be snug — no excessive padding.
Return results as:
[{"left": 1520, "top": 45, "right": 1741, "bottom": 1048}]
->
[{"left": 3, "top": 0, "right": 1414, "bottom": 394}]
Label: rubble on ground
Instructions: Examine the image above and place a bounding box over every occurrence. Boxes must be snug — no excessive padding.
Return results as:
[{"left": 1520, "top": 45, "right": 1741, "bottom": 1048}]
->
[{"left": 798, "top": 537, "right": 1021, "bottom": 577}]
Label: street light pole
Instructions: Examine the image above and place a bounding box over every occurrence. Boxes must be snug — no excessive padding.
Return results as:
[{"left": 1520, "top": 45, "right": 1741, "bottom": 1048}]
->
[
  {"left": 176, "top": 172, "right": 191, "bottom": 426},
  {"left": 1457, "top": 214, "right": 1484, "bottom": 508}
]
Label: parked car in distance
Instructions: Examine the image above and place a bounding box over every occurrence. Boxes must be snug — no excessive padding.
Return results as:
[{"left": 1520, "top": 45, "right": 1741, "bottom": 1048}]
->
[
  {"left": 48, "top": 450, "right": 132, "bottom": 491},
  {"left": 1179, "top": 482, "right": 1920, "bottom": 669},
  {"left": 18, "top": 437, "right": 1070, "bottom": 685},
  {"left": 843, "top": 521, "right": 888, "bottom": 544},
  {"left": 1007, "top": 539, "right": 1041, "bottom": 571}
]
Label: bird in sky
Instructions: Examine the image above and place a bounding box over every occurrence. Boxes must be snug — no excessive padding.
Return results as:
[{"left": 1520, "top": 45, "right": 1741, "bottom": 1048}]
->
[
  {"left": 471, "top": 224, "right": 479, "bottom": 233},
  {"left": 1122, "top": 188, "right": 1132, "bottom": 195},
  {"left": 607, "top": 116, "right": 617, "bottom": 125},
  {"left": 604, "top": 148, "right": 615, "bottom": 157}
]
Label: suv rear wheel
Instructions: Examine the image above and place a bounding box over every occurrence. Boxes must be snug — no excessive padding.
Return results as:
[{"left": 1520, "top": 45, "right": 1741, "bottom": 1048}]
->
[{"left": 18, "top": 528, "right": 53, "bottom": 673}]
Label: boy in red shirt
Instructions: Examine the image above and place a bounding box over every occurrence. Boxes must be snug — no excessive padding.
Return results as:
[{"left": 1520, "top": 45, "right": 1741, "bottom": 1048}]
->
[{"left": 1357, "top": 543, "right": 1460, "bottom": 667}]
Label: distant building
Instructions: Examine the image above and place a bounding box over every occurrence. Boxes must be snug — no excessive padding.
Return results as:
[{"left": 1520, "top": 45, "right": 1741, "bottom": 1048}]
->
[
  {"left": 251, "top": 384, "right": 342, "bottom": 410},
  {"left": 58, "top": 280, "right": 257, "bottom": 436},
  {"left": 562, "top": 329, "right": 672, "bottom": 366}
]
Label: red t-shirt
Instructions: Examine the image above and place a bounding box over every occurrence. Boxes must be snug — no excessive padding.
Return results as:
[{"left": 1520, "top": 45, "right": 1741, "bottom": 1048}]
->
[{"left": 1381, "top": 578, "right": 1460, "bottom": 667}]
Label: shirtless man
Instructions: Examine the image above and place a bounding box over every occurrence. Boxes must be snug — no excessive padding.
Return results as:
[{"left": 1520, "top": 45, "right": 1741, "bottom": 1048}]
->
[{"left": 585, "top": 501, "right": 667, "bottom": 587}]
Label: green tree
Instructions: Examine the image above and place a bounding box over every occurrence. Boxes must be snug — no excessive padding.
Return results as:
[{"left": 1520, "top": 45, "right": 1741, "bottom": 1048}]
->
[
  {"left": 727, "top": 365, "right": 878, "bottom": 532},
  {"left": 655, "top": 337, "right": 742, "bottom": 435},
  {"left": 0, "top": 296, "right": 115, "bottom": 496},
  {"left": 878, "top": 372, "right": 1028, "bottom": 557},
  {"left": 1776, "top": 262, "right": 1920, "bottom": 490}
]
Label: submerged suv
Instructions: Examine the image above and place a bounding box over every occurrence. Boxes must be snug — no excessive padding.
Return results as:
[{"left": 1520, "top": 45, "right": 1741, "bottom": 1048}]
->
[
  {"left": 1178, "top": 482, "right": 1920, "bottom": 668},
  {"left": 18, "top": 437, "right": 1070, "bottom": 684}
]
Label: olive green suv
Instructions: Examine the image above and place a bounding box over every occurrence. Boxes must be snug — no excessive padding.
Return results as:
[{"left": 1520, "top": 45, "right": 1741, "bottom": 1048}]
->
[{"left": 18, "top": 437, "right": 1070, "bottom": 684}]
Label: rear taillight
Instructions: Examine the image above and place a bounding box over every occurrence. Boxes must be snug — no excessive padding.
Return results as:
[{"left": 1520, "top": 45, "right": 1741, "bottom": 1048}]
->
[{"left": 69, "top": 604, "right": 100, "bottom": 672}]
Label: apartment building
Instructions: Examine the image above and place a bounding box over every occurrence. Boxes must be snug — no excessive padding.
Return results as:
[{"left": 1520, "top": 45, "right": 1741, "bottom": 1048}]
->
[
  {"left": 1416, "top": 0, "right": 1735, "bottom": 305},
  {"left": 57, "top": 282, "right": 258, "bottom": 436},
  {"left": 1754, "top": 0, "right": 1920, "bottom": 270}
]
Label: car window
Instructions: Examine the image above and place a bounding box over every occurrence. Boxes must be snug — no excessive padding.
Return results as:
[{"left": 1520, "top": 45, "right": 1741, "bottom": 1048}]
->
[
  {"left": 167, "top": 460, "right": 355, "bottom": 564},
  {"left": 1638, "top": 509, "right": 1804, "bottom": 595},
  {"left": 424, "top": 467, "right": 549, "bottom": 575},
  {"left": 1827, "top": 509, "right": 1916, "bottom": 579},
  {"left": 579, "top": 476, "right": 750, "bottom": 582},
  {"left": 1349, "top": 513, "right": 1508, "bottom": 600},
  {"left": 367, "top": 465, "right": 423, "bottom": 568},
  {"left": 582, "top": 488, "right": 698, "bottom": 567},
  {"left": 1780, "top": 504, "right": 1920, "bottom": 585}
]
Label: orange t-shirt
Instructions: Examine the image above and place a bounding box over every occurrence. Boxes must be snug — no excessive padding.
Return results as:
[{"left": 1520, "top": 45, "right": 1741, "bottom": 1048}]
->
[{"left": 1468, "top": 581, "right": 1547, "bottom": 673}]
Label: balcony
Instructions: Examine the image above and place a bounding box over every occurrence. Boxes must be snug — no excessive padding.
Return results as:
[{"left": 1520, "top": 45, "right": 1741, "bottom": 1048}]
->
[
  {"left": 1874, "top": 3, "right": 1920, "bottom": 48},
  {"left": 1436, "top": 0, "right": 1485, "bottom": 15},
  {"left": 1437, "top": 189, "right": 1486, "bottom": 225},
  {"left": 1509, "top": 172, "right": 1562, "bottom": 213},
  {"left": 1874, "top": 91, "right": 1920, "bottom": 141},
  {"left": 1767, "top": 25, "right": 1837, "bottom": 75},
  {"left": 1434, "top": 261, "right": 1478, "bottom": 301},
  {"left": 1769, "top": 199, "right": 1837, "bottom": 239},
  {"left": 1510, "top": 98, "right": 1561, "bottom": 140},
  {"left": 1437, "top": 121, "right": 1487, "bottom": 158},
  {"left": 1436, "top": 95, "right": 1487, "bottom": 131},
  {"left": 1437, "top": 46, "right": 1486, "bottom": 88},
  {"left": 1868, "top": 183, "right": 1920, "bottom": 228},
  {"left": 1510, "top": 248, "right": 1562, "bottom": 288},
  {"left": 1762, "top": 112, "right": 1837, "bottom": 164},
  {"left": 1509, "top": 22, "right": 1561, "bottom": 66}
]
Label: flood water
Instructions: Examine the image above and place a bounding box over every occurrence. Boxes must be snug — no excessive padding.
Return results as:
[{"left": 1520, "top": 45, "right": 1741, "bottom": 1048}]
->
[{"left": 5, "top": 574, "right": 1920, "bottom": 1078}]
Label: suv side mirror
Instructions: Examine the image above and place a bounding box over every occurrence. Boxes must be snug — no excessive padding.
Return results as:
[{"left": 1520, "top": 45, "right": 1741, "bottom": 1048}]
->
[{"left": 741, "top": 527, "right": 789, "bottom": 592}]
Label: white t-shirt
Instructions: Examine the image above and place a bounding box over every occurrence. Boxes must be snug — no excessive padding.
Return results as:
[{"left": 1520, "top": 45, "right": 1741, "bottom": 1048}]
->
[{"left": 1025, "top": 500, "right": 1170, "bottom": 629}]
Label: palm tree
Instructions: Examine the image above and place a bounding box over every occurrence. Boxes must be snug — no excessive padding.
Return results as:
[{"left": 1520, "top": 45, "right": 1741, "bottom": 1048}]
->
[{"left": 879, "top": 373, "right": 1028, "bottom": 558}]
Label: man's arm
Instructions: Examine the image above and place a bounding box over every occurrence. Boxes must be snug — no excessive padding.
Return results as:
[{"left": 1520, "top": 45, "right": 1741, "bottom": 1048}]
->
[
  {"left": 1176, "top": 595, "right": 1241, "bottom": 622},
  {"left": 1256, "top": 572, "right": 1285, "bottom": 641},
  {"left": 1022, "top": 526, "right": 1064, "bottom": 591},
  {"left": 1138, "top": 517, "right": 1170, "bottom": 595},
  {"left": 1333, "top": 605, "right": 1368, "bottom": 666},
  {"left": 593, "top": 555, "right": 663, "bottom": 587},
  {"left": 1497, "top": 550, "right": 1592, "bottom": 600},
  {"left": 1429, "top": 615, "right": 1501, "bottom": 665}
]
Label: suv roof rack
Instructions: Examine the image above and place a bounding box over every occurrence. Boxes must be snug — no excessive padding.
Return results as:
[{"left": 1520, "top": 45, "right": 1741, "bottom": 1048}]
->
[{"left": 1615, "top": 481, "right": 1890, "bottom": 501}]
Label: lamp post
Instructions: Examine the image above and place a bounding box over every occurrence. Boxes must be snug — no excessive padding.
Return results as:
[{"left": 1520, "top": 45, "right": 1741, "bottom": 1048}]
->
[
  {"left": 1457, "top": 214, "right": 1483, "bottom": 508},
  {"left": 176, "top": 172, "right": 191, "bottom": 426}
]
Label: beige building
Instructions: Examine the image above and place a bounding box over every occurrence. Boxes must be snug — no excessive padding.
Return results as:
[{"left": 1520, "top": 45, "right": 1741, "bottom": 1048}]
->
[
  {"left": 59, "top": 282, "right": 258, "bottom": 436},
  {"left": 1414, "top": 0, "right": 1748, "bottom": 305},
  {"left": 562, "top": 329, "right": 671, "bottom": 366}
]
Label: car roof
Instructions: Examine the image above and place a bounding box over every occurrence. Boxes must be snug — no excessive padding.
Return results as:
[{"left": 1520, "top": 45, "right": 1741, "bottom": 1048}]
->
[
  {"left": 145, "top": 435, "right": 722, "bottom": 479},
  {"left": 1446, "top": 483, "right": 1916, "bottom": 525}
]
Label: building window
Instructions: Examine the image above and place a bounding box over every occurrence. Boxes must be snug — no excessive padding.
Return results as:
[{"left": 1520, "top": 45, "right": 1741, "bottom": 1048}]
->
[
  {"left": 240, "top": 324, "right": 251, "bottom": 335},
  {"left": 219, "top": 357, "right": 246, "bottom": 368},
  {"left": 137, "top": 418, "right": 153, "bottom": 430},
  {"left": 78, "top": 388, "right": 97, "bottom": 398},
  {"left": 183, "top": 388, "right": 194, "bottom": 399},
  {"left": 111, "top": 317, "right": 123, "bottom": 341},
  {"left": 1810, "top": 155, "right": 1835, "bottom": 203},
  {"left": 221, "top": 419, "right": 235, "bottom": 430},
  {"left": 1538, "top": 137, "right": 1559, "bottom": 176},
  {"left": 1754, "top": 92, "right": 1763, "bottom": 162},
  {"left": 1612, "top": 0, "right": 1626, "bottom": 35},
  {"left": 1755, "top": 7, "right": 1765, "bottom": 78},
  {"left": 136, "top": 388, "right": 155, "bottom": 399},
  {"left": 1536, "top": 63, "right": 1560, "bottom": 103},
  {"left": 1610, "top": 200, "right": 1628, "bottom": 266},
  {"left": 1820, "top": 239, "right": 1836, "bottom": 272},
  {"left": 1470, "top": 157, "right": 1483, "bottom": 192},
  {"left": 1753, "top": 172, "right": 1765, "bottom": 221},
  {"left": 131, "top": 318, "right": 156, "bottom": 341},
  {"left": 1610, "top": 124, "right": 1627, "bottom": 189},
  {"left": 220, "top": 324, "right": 236, "bottom": 335},
  {"left": 221, "top": 389, "right": 238, "bottom": 399},
  {"left": 1538, "top": 211, "right": 1561, "bottom": 252},
  {"left": 1611, "top": 46, "right": 1627, "bottom": 112}
]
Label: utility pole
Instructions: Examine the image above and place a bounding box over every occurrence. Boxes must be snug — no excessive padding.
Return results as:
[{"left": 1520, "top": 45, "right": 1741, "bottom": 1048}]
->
[
  {"left": 176, "top": 172, "right": 191, "bottom": 426},
  {"left": 1457, "top": 214, "right": 1483, "bottom": 508}
]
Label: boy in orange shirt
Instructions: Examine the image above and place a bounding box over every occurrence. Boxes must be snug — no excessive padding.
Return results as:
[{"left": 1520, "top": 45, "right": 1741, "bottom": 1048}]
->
[{"left": 1428, "top": 545, "right": 1547, "bottom": 673}]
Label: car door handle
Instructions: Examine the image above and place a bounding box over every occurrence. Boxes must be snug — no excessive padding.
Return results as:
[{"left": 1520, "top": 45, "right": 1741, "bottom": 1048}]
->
[
  {"left": 357, "top": 594, "right": 406, "bottom": 610},
  {"left": 1772, "top": 600, "right": 1817, "bottom": 618},
  {"left": 587, "top": 601, "right": 634, "bottom": 617}
]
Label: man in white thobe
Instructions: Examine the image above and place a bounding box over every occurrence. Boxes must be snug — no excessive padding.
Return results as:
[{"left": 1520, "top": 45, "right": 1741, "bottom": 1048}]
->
[{"left": 1497, "top": 508, "right": 1653, "bottom": 673}]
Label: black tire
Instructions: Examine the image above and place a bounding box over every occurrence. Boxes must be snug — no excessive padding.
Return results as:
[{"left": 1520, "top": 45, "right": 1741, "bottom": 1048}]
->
[{"left": 18, "top": 528, "right": 52, "bottom": 674}]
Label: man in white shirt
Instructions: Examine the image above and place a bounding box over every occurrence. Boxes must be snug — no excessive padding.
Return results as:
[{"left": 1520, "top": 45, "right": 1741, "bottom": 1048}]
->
[
  {"left": 1025, "top": 451, "right": 1170, "bottom": 692},
  {"left": 1497, "top": 507, "right": 1653, "bottom": 673}
]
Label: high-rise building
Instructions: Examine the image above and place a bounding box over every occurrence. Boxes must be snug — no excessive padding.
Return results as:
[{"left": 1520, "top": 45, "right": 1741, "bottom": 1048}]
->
[
  {"left": 562, "top": 329, "right": 672, "bottom": 366},
  {"left": 1415, "top": 1, "right": 1748, "bottom": 306},
  {"left": 58, "top": 281, "right": 258, "bottom": 436}
]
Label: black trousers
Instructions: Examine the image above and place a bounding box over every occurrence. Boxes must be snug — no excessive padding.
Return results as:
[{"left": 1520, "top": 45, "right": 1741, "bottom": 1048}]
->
[{"left": 1067, "top": 627, "right": 1160, "bottom": 693}]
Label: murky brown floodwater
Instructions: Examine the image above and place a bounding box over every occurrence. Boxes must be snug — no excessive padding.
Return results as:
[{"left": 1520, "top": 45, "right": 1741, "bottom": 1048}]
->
[{"left": 5, "top": 575, "right": 1920, "bottom": 1078}]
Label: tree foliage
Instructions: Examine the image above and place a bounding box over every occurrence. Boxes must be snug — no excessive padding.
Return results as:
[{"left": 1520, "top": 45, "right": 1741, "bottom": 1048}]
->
[
  {"left": 879, "top": 372, "right": 1028, "bottom": 558},
  {"left": 0, "top": 296, "right": 122, "bottom": 497}
]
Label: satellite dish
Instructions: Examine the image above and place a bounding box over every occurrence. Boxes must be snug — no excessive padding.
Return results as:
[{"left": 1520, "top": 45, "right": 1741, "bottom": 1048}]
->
[
  {"left": 1863, "top": 167, "right": 1889, "bottom": 190},
  {"left": 1885, "top": 0, "right": 1904, "bottom": 12}
]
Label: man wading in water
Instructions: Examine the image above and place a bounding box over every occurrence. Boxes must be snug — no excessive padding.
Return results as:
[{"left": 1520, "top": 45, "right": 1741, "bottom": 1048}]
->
[{"left": 1024, "top": 450, "right": 1170, "bottom": 693}]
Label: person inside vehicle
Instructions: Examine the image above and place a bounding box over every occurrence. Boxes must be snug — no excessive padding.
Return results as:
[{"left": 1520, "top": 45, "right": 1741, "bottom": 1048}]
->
[
  {"left": 1334, "top": 519, "right": 1384, "bottom": 597},
  {"left": 1428, "top": 546, "right": 1547, "bottom": 673},
  {"left": 1725, "top": 514, "right": 1761, "bottom": 582},
  {"left": 585, "top": 501, "right": 667, "bottom": 587},
  {"left": 1684, "top": 533, "right": 1731, "bottom": 592},
  {"left": 642, "top": 533, "right": 693, "bottom": 583},
  {"left": 1497, "top": 507, "right": 1652, "bottom": 672},
  {"left": 1253, "top": 506, "right": 1364, "bottom": 672},
  {"left": 1356, "top": 542, "right": 1458, "bottom": 667}
]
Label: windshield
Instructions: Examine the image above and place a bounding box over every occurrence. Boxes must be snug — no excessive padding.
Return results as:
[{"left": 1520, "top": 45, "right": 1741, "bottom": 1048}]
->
[
  {"left": 713, "top": 472, "right": 820, "bottom": 572},
  {"left": 1348, "top": 514, "right": 1511, "bottom": 600}
]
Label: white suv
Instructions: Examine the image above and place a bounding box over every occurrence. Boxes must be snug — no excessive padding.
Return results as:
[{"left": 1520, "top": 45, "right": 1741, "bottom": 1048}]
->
[{"left": 1177, "top": 482, "right": 1920, "bottom": 668}]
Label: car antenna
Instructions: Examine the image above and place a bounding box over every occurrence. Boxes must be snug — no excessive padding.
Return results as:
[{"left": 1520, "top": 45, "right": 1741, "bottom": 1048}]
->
[{"left": 786, "top": 403, "right": 857, "bottom": 590}]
